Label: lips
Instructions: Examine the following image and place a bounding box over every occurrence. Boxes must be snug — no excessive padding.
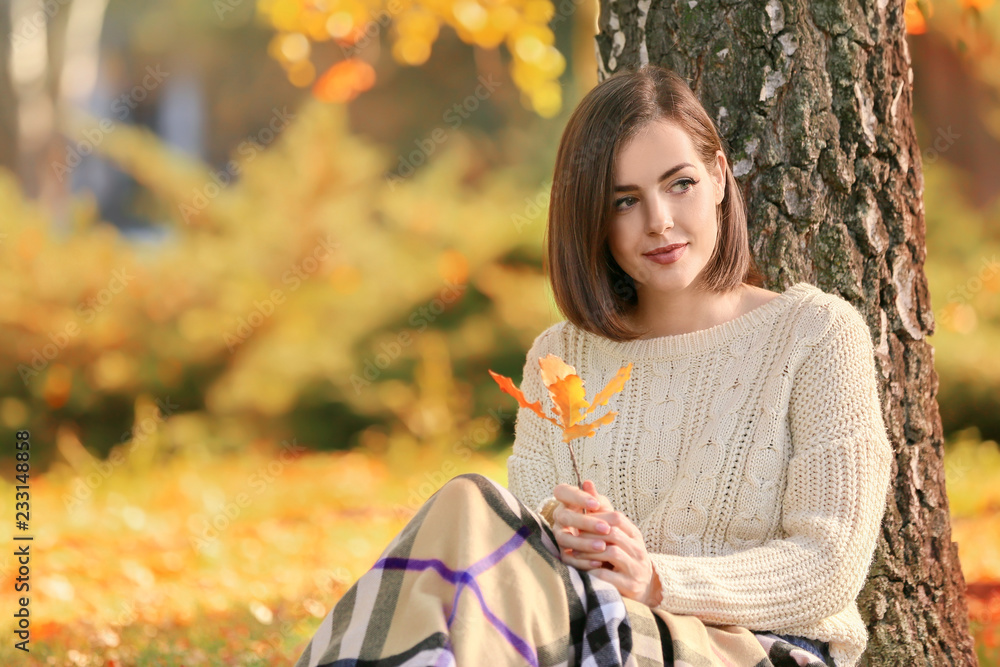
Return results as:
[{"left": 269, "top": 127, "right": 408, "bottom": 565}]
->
[{"left": 644, "top": 243, "right": 688, "bottom": 256}]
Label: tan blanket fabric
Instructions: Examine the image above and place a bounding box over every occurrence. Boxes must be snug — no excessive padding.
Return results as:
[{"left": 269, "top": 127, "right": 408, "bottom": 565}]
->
[{"left": 294, "top": 473, "right": 832, "bottom": 667}]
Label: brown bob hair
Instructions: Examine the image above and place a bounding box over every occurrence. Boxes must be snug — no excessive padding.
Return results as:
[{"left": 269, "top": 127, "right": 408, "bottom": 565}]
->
[{"left": 545, "top": 64, "right": 764, "bottom": 342}]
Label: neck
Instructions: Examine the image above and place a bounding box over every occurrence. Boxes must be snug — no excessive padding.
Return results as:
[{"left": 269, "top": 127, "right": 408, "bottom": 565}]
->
[{"left": 630, "top": 283, "right": 747, "bottom": 338}]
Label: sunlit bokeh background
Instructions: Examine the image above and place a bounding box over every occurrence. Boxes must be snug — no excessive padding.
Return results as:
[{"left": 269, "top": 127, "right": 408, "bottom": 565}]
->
[{"left": 0, "top": 0, "right": 998, "bottom": 663}]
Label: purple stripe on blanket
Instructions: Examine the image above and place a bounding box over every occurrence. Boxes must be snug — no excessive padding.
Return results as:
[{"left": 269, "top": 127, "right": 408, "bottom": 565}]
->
[{"left": 373, "top": 525, "right": 539, "bottom": 667}]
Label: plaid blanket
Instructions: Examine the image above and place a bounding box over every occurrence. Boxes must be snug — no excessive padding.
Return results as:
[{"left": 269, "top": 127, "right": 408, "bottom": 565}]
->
[{"left": 293, "top": 473, "right": 832, "bottom": 667}]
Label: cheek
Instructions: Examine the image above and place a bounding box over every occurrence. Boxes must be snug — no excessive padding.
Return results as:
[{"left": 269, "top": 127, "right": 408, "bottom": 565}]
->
[
  {"left": 610, "top": 215, "right": 639, "bottom": 246},
  {"left": 607, "top": 221, "right": 628, "bottom": 258}
]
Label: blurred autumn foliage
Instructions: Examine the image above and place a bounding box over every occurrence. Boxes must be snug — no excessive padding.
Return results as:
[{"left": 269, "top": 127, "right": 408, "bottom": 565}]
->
[
  {"left": 0, "top": 97, "right": 560, "bottom": 473},
  {"left": 257, "top": 0, "right": 568, "bottom": 115},
  {"left": 0, "top": 433, "right": 511, "bottom": 664}
]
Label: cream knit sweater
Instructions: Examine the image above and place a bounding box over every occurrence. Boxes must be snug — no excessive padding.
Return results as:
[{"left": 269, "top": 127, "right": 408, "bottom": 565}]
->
[{"left": 506, "top": 282, "right": 894, "bottom": 667}]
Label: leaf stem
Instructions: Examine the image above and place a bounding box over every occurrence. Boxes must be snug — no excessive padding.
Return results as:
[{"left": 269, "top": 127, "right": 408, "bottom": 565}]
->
[{"left": 566, "top": 441, "right": 587, "bottom": 515}]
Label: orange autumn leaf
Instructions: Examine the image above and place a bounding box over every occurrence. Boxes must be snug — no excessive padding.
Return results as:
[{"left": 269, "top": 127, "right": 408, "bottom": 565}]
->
[
  {"left": 487, "top": 369, "right": 560, "bottom": 428},
  {"left": 312, "top": 58, "right": 376, "bottom": 103},
  {"left": 588, "top": 363, "right": 632, "bottom": 412},
  {"left": 563, "top": 410, "right": 619, "bottom": 441},
  {"left": 904, "top": 0, "right": 929, "bottom": 34},
  {"left": 538, "top": 354, "right": 589, "bottom": 428},
  {"left": 489, "top": 354, "right": 632, "bottom": 443},
  {"left": 490, "top": 353, "right": 632, "bottom": 489}
]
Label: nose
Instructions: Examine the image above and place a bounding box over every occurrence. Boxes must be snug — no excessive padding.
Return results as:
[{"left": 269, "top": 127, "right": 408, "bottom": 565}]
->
[{"left": 645, "top": 191, "right": 672, "bottom": 233}]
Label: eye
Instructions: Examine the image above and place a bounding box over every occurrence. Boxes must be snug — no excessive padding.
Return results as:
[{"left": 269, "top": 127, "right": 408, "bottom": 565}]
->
[
  {"left": 614, "top": 195, "right": 638, "bottom": 211},
  {"left": 614, "top": 178, "right": 697, "bottom": 212},
  {"left": 672, "top": 178, "right": 696, "bottom": 192}
]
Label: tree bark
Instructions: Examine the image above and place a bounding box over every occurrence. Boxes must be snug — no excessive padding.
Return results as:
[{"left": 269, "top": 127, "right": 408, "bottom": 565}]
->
[{"left": 593, "top": 0, "right": 978, "bottom": 664}]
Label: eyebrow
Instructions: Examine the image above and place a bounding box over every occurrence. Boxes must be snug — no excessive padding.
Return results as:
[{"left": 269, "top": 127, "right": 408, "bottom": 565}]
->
[{"left": 613, "top": 162, "right": 695, "bottom": 192}]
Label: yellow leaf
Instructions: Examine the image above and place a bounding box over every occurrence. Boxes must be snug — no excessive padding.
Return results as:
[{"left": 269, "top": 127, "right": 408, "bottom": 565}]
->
[
  {"left": 539, "top": 353, "right": 590, "bottom": 428},
  {"left": 548, "top": 373, "right": 588, "bottom": 428},
  {"left": 587, "top": 363, "right": 632, "bottom": 413},
  {"left": 489, "top": 353, "right": 630, "bottom": 446},
  {"left": 563, "top": 411, "right": 617, "bottom": 442},
  {"left": 537, "top": 352, "right": 575, "bottom": 386}
]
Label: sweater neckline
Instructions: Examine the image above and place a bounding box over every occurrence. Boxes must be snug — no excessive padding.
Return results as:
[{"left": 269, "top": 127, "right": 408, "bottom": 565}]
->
[{"left": 587, "top": 281, "right": 817, "bottom": 359}]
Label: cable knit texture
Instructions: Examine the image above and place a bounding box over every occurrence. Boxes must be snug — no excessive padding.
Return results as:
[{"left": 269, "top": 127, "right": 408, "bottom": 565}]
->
[{"left": 506, "top": 282, "right": 894, "bottom": 667}]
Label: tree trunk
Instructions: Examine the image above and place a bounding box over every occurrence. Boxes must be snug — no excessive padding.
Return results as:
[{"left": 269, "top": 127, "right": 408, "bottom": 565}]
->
[
  {"left": 0, "top": 3, "right": 19, "bottom": 177},
  {"left": 593, "top": 0, "right": 978, "bottom": 664}
]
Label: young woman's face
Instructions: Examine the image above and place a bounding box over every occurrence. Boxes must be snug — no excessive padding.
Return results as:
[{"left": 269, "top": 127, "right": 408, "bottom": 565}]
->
[{"left": 607, "top": 119, "right": 726, "bottom": 297}]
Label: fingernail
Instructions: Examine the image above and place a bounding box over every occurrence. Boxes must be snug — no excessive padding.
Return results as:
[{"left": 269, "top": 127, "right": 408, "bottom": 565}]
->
[
  {"left": 587, "top": 499, "right": 599, "bottom": 509},
  {"left": 596, "top": 522, "right": 609, "bottom": 533},
  {"left": 591, "top": 540, "right": 605, "bottom": 550}
]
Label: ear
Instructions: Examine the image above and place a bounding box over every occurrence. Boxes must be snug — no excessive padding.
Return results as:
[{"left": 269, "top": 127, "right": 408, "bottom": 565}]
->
[{"left": 713, "top": 150, "right": 727, "bottom": 205}]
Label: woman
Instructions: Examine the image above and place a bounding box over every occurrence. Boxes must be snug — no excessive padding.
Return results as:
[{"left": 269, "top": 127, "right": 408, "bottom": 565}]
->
[{"left": 294, "top": 64, "right": 893, "bottom": 667}]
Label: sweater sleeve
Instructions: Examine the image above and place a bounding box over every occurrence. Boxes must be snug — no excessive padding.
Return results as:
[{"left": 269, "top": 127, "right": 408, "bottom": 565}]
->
[
  {"left": 647, "top": 303, "right": 894, "bottom": 630},
  {"left": 506, "top": 327, "right": 563, "bottom": 521}
]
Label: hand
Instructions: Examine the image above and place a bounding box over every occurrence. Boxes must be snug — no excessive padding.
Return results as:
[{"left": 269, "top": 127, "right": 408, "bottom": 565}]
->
[
  {"left": 551, "top": 480, "right": 614, "bottom": 570},
  {"left": 552, "top": 480, "right": 662, "bottom": 608}
]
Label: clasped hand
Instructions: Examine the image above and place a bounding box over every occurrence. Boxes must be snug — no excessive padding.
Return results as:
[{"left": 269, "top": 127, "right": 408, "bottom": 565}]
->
[{"left": 550, "top": 480, "right": 662, "bottom": 608}]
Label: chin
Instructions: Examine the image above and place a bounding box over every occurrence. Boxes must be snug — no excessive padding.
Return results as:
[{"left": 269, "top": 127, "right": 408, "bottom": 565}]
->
[{"left": 635, "top": 276, "right": 688, "bottom": 294}]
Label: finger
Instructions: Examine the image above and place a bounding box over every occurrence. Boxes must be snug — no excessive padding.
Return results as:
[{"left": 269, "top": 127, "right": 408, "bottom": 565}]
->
[
  {"left": 587, "top": 566, "right": 635, "bottom": 597},
  {"left": 583, "top": 480, "right": 614, "bottom": 510},
  {"left": 561, "top": 527, "right": 637, "bottom": 562},
  {"left": 585, "top": 542, "right": 628, "bottom": 568},
  {"left": 554, "top": 483, "right": 601, "bottom": 512},
  {"left": 553, "top": 527, "right": 583, "bottom": 554},
  {"left": 561, "top": 508, "right": 614, "bottom": 537},
  {"left": 591, "top": 510, "right": 641, "bottom": 542},
  {"left": 581, "top": 481, "right": 614, "bottom": 511},
  {"left": 576, "top": 523, "right": 630, "bottom": 549},
  {"left": 569, "top": 549, "right": 608, "bottom": 567},
  {"left": 616, "top": 511, "right": 644, "bottom": 540},
  {"left": 560, "top": 550, "right": 603, "bottom": 570},
  {"left": 551, "top": 506, "right": 581, "bottom": 537},
  {"left": 556, "top": 528, "right": 613, "bottom": 564},
  {"left": 590, "top": 532, "right": 639, "bottom": 564},
  {"left": 557, "top": 532, "right": 608, "bottom": 554}
]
